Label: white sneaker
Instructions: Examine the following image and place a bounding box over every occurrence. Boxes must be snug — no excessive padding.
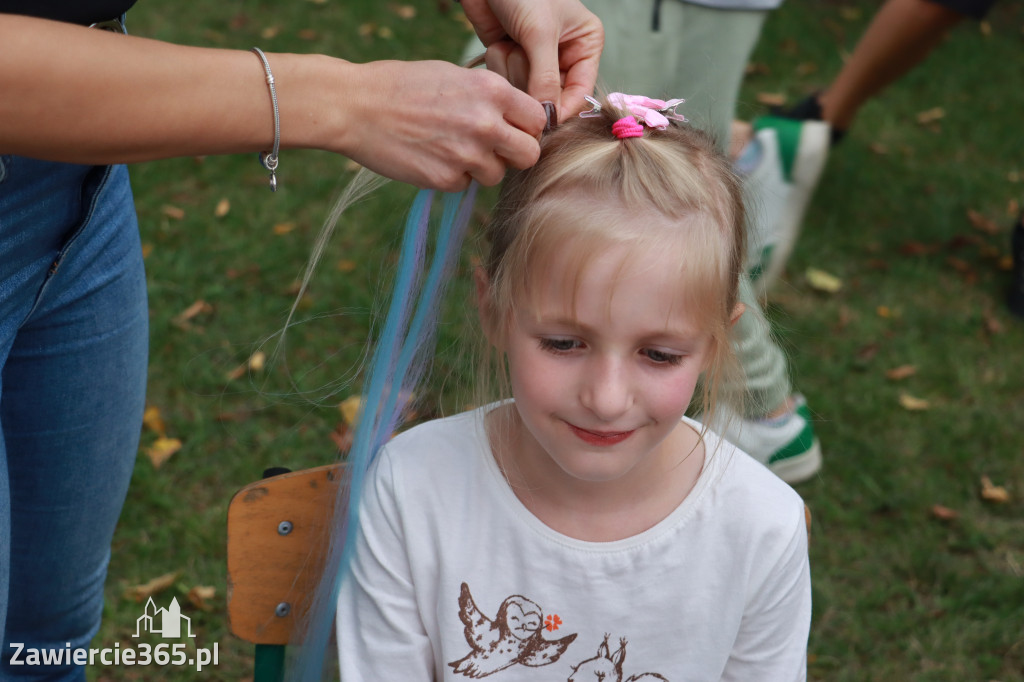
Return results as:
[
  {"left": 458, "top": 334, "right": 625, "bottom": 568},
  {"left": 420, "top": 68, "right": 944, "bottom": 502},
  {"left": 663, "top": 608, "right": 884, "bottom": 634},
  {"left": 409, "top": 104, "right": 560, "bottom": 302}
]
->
[
  {"left": 707, "top": 395, "right": 823, "bottom": 485},
  {"left": 736, "top": 116, "right": 831, "bottom": 294}
]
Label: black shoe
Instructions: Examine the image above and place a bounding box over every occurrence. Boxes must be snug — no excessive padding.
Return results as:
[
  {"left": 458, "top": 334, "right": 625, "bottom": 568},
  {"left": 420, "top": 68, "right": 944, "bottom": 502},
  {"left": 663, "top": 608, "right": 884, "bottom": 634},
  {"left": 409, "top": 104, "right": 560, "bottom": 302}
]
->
[
  {"left": 771, "top": 93, "right": 847, "bottom": 146},
  {"left": 1008, "top": 212, "right": 1024, "bottom": 318}
]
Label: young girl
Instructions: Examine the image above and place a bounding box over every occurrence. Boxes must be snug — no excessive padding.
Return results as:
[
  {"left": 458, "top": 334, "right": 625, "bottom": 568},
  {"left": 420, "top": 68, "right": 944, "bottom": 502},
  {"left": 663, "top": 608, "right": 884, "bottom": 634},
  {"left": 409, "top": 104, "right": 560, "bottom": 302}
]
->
[{"left": 334, "top": 94, "right": 811, "bottom": 680}]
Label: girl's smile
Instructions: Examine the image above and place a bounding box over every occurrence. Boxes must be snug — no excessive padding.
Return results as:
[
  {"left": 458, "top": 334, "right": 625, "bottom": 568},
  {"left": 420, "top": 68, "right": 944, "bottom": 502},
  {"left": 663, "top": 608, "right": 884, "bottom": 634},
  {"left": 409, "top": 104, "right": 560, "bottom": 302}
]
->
[{"left": 567, "top": 423, "right": 635, "bottom": 446}]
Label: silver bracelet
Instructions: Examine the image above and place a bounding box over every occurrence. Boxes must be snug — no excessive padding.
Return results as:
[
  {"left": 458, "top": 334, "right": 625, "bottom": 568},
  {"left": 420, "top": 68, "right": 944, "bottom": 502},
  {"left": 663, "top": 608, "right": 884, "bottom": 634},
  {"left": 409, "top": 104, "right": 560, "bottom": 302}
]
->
[{"left": 251, "top": 47, "right": 280, "bottom": 192}]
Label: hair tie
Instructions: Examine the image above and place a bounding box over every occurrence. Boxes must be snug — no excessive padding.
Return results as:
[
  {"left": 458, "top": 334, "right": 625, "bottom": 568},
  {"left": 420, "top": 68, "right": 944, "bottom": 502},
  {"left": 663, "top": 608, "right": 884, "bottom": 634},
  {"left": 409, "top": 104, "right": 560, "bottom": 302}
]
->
[{"left": 611, "top": 117, "right": 644, "bottom": 139}]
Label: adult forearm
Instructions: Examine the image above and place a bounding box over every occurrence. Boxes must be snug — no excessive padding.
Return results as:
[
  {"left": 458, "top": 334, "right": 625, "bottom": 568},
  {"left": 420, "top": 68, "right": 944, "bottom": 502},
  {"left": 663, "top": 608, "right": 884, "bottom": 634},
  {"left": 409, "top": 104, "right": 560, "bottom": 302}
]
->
[{"left": 0, "top": 14, "right": 347, "bottom": 164}]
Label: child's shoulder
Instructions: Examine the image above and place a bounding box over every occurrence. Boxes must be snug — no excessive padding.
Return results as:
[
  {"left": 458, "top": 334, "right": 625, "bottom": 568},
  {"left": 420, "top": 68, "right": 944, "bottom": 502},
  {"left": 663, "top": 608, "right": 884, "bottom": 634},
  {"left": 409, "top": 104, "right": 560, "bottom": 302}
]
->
[
  {"left": 381, "top": 406, "right": 488, "bottom": 470},
  {"left": 700, "top": 428, "right": 807, "bottom": 534}
]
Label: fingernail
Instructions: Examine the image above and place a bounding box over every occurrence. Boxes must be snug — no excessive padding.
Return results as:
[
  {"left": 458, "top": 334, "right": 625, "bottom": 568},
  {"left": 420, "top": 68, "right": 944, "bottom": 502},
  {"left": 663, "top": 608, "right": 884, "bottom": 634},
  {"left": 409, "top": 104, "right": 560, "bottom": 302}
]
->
[{"left": 542, "top": 101, "right": 557, "bottom": 132}]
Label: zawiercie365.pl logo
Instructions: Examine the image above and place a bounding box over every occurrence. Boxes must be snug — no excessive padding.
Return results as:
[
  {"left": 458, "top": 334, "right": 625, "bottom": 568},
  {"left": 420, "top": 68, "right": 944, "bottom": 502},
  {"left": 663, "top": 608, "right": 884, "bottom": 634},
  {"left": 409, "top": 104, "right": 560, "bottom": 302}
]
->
[{"left": 9, "top": 596, "right": 219, "bottom": 672}]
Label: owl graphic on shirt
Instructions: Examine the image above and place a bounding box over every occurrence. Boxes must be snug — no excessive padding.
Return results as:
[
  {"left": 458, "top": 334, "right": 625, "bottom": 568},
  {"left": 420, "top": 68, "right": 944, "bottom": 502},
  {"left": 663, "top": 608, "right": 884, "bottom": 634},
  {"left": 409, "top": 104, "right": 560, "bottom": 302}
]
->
[{"left": 448, "top": 582, "right": 577, "bottom": 678}]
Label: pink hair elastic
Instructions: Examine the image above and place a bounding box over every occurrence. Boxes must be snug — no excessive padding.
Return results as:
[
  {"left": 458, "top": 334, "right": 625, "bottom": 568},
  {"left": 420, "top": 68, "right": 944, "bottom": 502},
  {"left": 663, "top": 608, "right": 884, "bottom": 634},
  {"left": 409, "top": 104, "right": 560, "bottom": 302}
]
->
[{"left": 612, "top": 116, "right": 644, "bottom": 139}]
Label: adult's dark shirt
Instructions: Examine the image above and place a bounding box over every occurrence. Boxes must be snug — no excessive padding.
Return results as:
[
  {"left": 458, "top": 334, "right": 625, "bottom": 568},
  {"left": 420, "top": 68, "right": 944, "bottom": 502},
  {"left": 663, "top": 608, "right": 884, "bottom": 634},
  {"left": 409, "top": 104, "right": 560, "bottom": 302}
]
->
[{"left": 0, "top": 0, "right": 138, "bottom": 25}]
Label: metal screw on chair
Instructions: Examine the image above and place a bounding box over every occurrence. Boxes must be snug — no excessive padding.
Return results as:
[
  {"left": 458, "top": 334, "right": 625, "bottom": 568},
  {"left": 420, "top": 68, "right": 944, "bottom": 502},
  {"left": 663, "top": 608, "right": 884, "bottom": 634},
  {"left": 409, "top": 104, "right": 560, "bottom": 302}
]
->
[
  {"left": 277, "top": 520, "right": 293, "bottom": 535},
  {"left": 275, "top": 602, "right": 291, "bottom": 618}
]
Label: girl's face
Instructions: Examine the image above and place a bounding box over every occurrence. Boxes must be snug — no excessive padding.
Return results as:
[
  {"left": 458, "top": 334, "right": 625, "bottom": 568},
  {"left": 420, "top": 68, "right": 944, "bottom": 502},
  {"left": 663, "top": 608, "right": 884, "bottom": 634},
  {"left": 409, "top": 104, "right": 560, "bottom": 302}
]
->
[{"left": 489, "top": 235, "right": 718, "bottom": 492}]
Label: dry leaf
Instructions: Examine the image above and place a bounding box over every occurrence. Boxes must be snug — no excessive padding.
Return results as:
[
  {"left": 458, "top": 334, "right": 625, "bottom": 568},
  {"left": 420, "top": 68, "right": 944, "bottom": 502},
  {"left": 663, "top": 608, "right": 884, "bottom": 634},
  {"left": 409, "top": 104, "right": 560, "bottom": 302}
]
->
[
  {"left": 125, "top": 571, "right": 180, "bottom": 602},
  {"left": 214, "top": 198, "right": 231, "bottom": 218},
  {"left": 930, "top": 504, "right": 959, "bottom": 521},
  {"left": 967, "top": 209, "right": 1000, "bottom": 235},
  {"left": 869, "top": 142, "right": 889, "bottom": 155},
  {"left": 143, "top": 406, "right": 167, "bottom": 437},
  {"left": 984, "top": 314, "right": 1004, "bottom": 335},
  {"left": 297, "top": 28, "right": 318, "bottom": 40},
  {"left": 898, "top": 393, "right": 930, "bottom": 411},
  {"left": 745, "top": 62, "right": 770, "bottom": 76},
  {"left": 805, "top": 267, "right": 842, "bottom": 293},
  {"left": 1009, "top": 199, "right": 1020, "bottom": 216},
  {"left": 916, "top": 107, "right": 945, "bottom": 125},
  {"left": 391, "top": 4, "right": 416, "bottom": 19},
  {"left": 358, "top": 22, "right": 375, "bottom": 37},
  {"left": 979, "top": 20, "right": 991, "bottom": 35},
  {"left": 337, "top": 259, "right": 357, "bottom": 272},
  {"left": 1009, "top": 170, "right": 1021, "bottom": 183},
  {"left": 377, "top": 26, "right": 394, "bottom": 39},
  {"left": 339, "top": 395, "right": 363, "bottom": 426},
  {"left": 187, "top": 585, "right": 217, "bottom": 611},
  {"left": 980, "top": 476, "right": 1010, "bottom": 503},
  {"left": 885, "top": 365, "right": 917, "bottom": 381},
  {"left": 274, "top": 221, "right": 297, "bottom": 235},
  {"left": 261, "top": 25, "right": 280, "bottom": 39},
  {"left": 877, "top": 305, "right": 893, "bottom": 318},
  {"left": 248, "top": 350, "right": 266, "bottom": 372},
  {"left": 998, "top": 255, "right": 1014, "bottom": 271},
  {"left": 173, "top": 300, "right": 212, "bottom": 326},
  {"left": 795, "top": 61, "right": 818, "bottom": 76},
  {"left": 161, "top": 205, "right": 185, "bottom": 220},
  {"left": 146, "top": 437, "right": 182, "bottom": 468},
  {"left": 756, "top": 92, "right": 786, "bottom": 107},
  {"left": 141, "top": 243, "right": 154, "bottom": 259},
  {"left": 330, "top": 422, "right": 354, "bottom": 453}
]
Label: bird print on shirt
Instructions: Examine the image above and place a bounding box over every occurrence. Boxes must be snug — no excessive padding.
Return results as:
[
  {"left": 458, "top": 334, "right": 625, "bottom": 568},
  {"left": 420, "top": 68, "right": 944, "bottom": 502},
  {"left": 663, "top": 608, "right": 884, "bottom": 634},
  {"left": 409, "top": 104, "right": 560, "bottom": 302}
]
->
[{"left": 448, "top": 582, "right": 578, "bottom": 678}]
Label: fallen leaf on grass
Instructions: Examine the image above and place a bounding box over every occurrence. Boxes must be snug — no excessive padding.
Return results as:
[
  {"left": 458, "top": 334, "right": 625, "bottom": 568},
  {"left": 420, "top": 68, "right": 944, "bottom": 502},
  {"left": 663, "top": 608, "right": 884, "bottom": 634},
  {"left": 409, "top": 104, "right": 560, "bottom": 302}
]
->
[
  {"left": 979, "top": 20, "right": 991, "bottom": 35},
  {"left": 172, "top": 300, "right": 212, "bottom": 328},
  {"left": 330, "top": 422, "right": 354, "bottom": 453},
  {"left": 145, "top": 437, "right": 182, "bottom": 468},
  {"left": 142, "top": 406, "right": 167, "bottom": 437},
  {"left": 141, "top": 243, "right": 153, "bottom": 259},
  {"left": 226, "top": 351, "right": 267, "bottom": 381},
  {"left": 980, "top": 476, "right": 1010, "bottom": 503},
  {"left": 125, "top": 571, "right": 179, "bottom": 602},
  {"left": 214, "top": 198, "right": 231, "bottom": 218},
  {"left": 795, "top": 61, "right": 818, "bottom": 76},
  {"left": 161, "top": 205, "right": 185, "bottom": 220},
  {"left": 885, "top": 365, "right": 917, "bottom": 381},
  {"left": 898, "top": 393, "right": 930, "bottom": 411},
  {"left": 916, "top": 107, "right": 945, "bottom": 125},
  {"left": 984, "top": 314, "right": 1004, "bottom": 335},
  {"left": 377, "top": 26, "right": 394, "bottom": 39},
  {"left": 930, "top": 504, "right": 959, "bottom": 521},
  {"left": 297, "top": 28, "right": 318, "bottom": 40},
  {"left": 967, "top": 209, "right": 1000, "bottom": 235},
  {"left": 261, "top": 25, "right": 280, "bottom": 39},
  {"left": 805, "top": 267, "right": 842, "bottom": 293},
  {"left": 339, "top": 395, "right": 363, "bottom": 426},
  {"left": 187, "top": 586, "right": 217, "bottom": 611},
  {"left": 877, "top": 305, "right": 898, "bottom": 318},
  {"left": 273, "top": 221, "right": 296, "bottom": 235},
  {"left": 869, "top": 142, "right": 889, "bottom": 156},
  {"left": 756, "top": 92, "right": 786, "bottom": 107},
  {"left": 390, "top": 3, "right": 417, "bottom": 19},
  {"left": 337, "top": 259, "right": 357, "bottom": 272}
]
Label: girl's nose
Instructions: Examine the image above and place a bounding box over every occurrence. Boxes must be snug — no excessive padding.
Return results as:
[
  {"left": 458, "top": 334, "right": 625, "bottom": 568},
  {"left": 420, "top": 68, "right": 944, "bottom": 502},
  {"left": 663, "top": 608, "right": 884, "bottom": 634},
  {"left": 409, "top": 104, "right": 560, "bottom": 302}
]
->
[{"left": 579, "top": 355, "right": 632, "bottom": 421}]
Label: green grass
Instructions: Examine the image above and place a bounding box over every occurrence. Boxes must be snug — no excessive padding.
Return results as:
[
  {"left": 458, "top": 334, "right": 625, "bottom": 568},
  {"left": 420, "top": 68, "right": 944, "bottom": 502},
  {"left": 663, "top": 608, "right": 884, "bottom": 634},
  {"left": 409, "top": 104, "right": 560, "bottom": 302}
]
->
[{"left": 90, "top": 1, "right": 1024, "bottom": 680}]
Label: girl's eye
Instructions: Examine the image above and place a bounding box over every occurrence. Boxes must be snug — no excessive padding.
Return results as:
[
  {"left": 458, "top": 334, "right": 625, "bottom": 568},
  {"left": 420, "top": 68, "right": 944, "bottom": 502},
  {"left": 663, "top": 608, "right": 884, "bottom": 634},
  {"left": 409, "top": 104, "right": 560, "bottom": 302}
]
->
[
  {"left": 643, "top": 348, "right": 684, "bottom": 365},
  {"left": 538, "top": 338, "right": 579, "bottom": 353}
]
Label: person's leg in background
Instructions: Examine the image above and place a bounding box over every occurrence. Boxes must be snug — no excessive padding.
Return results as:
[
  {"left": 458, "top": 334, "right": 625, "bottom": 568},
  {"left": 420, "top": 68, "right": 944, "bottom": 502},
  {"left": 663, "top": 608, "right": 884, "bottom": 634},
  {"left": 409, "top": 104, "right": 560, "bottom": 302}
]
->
[{"left": 0, "top": 158, "right": 147, "bottom": 680}]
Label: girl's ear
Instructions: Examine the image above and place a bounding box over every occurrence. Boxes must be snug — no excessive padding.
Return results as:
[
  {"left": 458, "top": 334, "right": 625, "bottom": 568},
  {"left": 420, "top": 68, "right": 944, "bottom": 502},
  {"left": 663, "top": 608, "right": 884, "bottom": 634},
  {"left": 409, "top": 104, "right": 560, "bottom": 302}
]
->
[
  {"left": 474, "top": 266, "right": 502, "bottom": 349},
  {"left": 729, "top": 301, "right": 746, "bottom": 327}
]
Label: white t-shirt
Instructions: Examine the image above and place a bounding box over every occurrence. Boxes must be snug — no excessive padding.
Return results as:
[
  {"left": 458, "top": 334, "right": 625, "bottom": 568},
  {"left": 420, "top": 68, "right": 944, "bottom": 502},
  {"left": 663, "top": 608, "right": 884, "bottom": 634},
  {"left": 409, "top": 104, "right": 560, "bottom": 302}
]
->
[{"left": 337, "top": 406, "right": 810, "bottom": 681}]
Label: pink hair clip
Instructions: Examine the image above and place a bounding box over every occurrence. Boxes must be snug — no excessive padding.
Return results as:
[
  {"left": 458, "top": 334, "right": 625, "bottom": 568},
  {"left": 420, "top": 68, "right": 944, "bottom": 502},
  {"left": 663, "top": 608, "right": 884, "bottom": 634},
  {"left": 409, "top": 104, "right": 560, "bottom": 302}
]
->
[{"left": 579, "top": 93, "right": 688, "bottom": 132}]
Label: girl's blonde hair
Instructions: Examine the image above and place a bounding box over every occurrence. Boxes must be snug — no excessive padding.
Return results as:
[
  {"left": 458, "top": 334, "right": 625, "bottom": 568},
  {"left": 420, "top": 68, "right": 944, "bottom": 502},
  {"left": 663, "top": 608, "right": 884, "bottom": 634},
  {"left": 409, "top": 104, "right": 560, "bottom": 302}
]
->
[{"left": 476, "top": 95, "right": 746, "bottom": 427}]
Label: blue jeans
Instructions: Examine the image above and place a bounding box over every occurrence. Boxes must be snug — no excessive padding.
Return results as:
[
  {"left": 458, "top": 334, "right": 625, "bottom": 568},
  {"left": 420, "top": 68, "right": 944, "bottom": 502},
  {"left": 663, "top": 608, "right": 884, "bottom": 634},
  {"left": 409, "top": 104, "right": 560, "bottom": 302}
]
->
[{"left": 0, "top": 156, "right": 147, "bottom": 680}]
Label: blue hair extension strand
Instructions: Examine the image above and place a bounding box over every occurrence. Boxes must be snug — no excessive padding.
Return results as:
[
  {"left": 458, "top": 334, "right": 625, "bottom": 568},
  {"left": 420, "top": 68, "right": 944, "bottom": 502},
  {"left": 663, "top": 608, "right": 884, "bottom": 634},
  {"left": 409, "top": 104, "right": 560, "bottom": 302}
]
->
[{"left": 287, "top": 183, "right": 478, "bottom": 681}]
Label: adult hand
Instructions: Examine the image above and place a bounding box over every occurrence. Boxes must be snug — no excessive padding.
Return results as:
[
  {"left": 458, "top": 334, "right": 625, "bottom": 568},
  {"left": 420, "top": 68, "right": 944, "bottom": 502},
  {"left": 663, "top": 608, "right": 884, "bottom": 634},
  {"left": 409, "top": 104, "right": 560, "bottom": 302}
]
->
[
  {"left": 458, "top": 0, "right": 603, "bottom": 121},
  {"left": 332, "top": 59, "right": 545, "bottom": 192}
]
